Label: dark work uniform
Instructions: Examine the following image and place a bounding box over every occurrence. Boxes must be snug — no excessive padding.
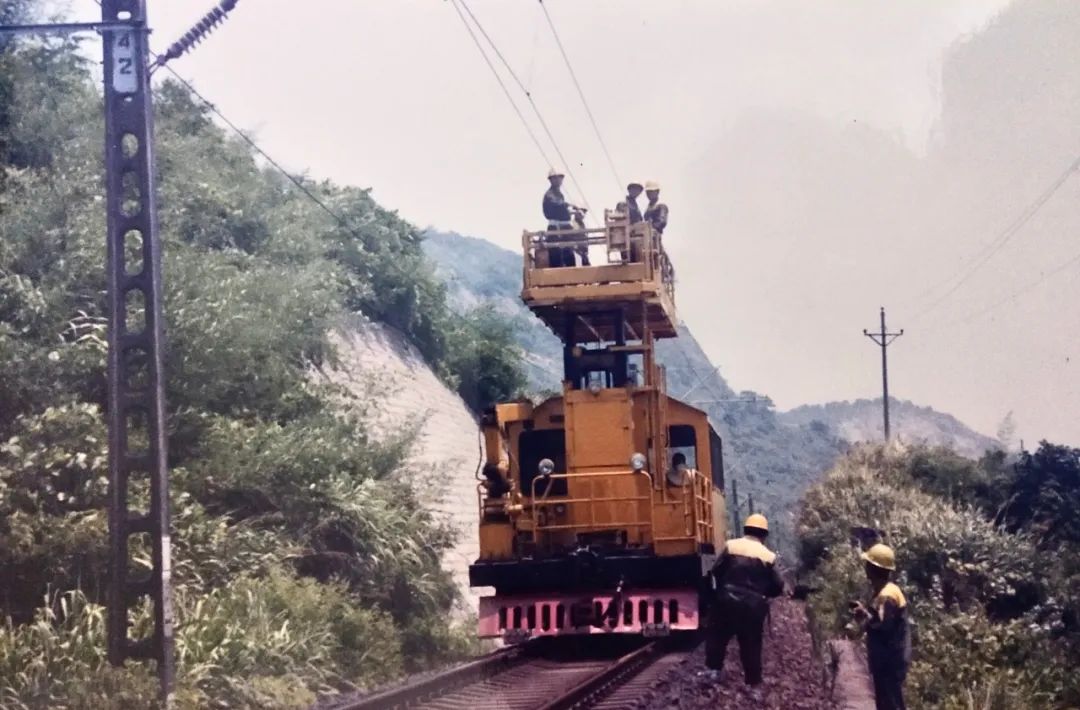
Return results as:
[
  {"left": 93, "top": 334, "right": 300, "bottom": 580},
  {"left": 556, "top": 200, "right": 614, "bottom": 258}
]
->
[
  {"left": 866, "top": 582, "right": 911, "bottom": 710},
  {"left": 626, "top": 194, "right": 642, "bottom": 224},
  {"left": 706, "top": 536, "right": 784, "bottom": 685},
  {"left": 542, "top": 186, "right": 576, "bottom": 267},
  {"left": 644, "top": 201, "right": 668, "bottom": 235}
]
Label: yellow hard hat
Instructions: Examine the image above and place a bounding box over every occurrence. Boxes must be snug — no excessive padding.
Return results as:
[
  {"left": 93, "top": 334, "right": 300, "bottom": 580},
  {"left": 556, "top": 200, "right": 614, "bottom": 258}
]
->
[
  {"left": 645, "top": 180, "right": 660, "bottom": 191},
  {"left": 862, "top": 543, "right": 896, "bottom": 571},
  {"left": 548, "top": 168, "right": 564, "bottom": 179},
  {"left": 744, "top": 513, "right": 768, "bottom": 532}
]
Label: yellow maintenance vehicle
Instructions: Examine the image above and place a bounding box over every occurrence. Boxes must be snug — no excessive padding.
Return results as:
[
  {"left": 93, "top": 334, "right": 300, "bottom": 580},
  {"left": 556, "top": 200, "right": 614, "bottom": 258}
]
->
[{"left": 469, "top": 209, "right": 728, "bottom": 642}]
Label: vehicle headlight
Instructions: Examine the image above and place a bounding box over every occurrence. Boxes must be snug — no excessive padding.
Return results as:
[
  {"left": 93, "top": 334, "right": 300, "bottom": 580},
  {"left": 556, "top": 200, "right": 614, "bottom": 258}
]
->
[
  {"left": 538, "top": 458, "right": 555, "bottom": 476},
  {"left": 630, "top": 452, "right": 647, "bottom": 471},
  {"left": 587, "top": 381, "right": 603, "bottom": 395}
]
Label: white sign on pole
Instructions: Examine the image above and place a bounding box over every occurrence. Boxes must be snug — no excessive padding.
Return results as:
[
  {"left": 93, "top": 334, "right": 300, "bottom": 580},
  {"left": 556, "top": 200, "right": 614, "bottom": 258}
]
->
[{"left": 112, "top": 31, "right": 137, "bottom": 94}]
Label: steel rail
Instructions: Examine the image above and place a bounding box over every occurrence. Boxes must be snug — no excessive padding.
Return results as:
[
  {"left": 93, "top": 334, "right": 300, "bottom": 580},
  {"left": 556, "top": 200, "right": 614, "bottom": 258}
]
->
[
  {"left": 536, "top": 642, "right": 660, "bottom": 710},
  {"left": 335, "top": 644, "right": 527, "bottom": 710},
  {"left": 334, "top": 640, "right": 666, "bottom": 710}
]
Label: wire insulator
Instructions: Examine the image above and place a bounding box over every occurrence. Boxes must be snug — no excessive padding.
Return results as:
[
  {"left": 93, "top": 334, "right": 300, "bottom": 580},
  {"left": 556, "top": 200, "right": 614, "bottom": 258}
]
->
[{"left": 151, "top": 0, "right": 238, "bottom": 70}]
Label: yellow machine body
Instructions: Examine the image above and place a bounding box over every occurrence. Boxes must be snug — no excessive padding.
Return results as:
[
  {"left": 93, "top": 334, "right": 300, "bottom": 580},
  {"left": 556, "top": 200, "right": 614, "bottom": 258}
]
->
[
  {"left": 476, "top": 391, "right": 727, "bottom": 561},
  {"left": 470, "top": 210, "right": 728, "bottom": 640}
]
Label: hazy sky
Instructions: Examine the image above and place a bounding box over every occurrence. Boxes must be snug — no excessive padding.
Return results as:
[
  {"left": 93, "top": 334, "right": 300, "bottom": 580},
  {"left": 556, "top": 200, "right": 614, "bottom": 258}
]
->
[{"left": 66, "top": 0, "right": 1080, "bottom": 446}]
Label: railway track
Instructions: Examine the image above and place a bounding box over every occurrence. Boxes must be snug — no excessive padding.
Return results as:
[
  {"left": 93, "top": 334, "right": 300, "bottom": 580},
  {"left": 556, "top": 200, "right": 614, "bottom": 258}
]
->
[{"left": 334, "top": 637, "right": 692, "bottom": 710}]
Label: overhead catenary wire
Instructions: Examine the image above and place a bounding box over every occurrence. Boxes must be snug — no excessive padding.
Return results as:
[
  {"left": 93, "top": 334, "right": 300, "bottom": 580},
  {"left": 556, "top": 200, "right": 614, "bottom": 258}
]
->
[
  {"left": 447, "top": 0, "right": 554, "bottom": 170},
  {"left": 906, "top": 154, "right": 1080, "bottom": 323},
  {"left": 936, "top": 249, "right": 1080, "bottom": 328},
  {"left": 86, "top": 0, "right": 373, "bottom": 250},
  {"left": 135, "top": 66, "right": 424, "bottom": 286},
  {"left": 455, "top": 0, "right": 594, "bottom": 218},
  {"left": 537, "top": 0, "right": 623, "bottom": 194},
  {"left": 157, "top": 65, "right": 378, "bottom": 249}
]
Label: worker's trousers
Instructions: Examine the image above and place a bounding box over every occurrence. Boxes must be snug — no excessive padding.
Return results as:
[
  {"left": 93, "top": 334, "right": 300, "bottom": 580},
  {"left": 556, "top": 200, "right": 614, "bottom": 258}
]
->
[
  {"left": 705, "top": 588, "right": 769, "bottom": 685},
  {"left": 869, "top": 661, "right": 907, "bottom": 710},
  {"left": 546, "top": 222, "right": 577, "bottom": 267}
]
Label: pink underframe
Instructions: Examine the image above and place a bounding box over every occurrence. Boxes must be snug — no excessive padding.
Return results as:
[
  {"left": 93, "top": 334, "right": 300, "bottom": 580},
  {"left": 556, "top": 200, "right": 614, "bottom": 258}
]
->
[{"left": 477, "top": 589, "right": 700, "bottom": 638}]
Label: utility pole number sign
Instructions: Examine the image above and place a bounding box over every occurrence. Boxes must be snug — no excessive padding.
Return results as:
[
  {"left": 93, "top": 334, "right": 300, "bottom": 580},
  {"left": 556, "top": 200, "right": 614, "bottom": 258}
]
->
[{"left": 111, "top": 31, "right": 137, "bottom": 94}]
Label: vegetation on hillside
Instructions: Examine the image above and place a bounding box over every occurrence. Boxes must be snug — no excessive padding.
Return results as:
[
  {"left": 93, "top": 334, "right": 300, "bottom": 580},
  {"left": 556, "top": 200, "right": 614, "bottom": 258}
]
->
[
  {"left": 798, "top": 444, "right": 1079, "bottom": 709},
  {"left": 0, "top": 6, "right": 521, "bottom": 706}
]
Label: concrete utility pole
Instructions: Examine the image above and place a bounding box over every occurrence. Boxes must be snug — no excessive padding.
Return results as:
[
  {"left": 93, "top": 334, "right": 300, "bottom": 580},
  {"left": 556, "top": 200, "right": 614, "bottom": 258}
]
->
[{"left": 863, "top": 307, "right": 904, "bottom": 441}]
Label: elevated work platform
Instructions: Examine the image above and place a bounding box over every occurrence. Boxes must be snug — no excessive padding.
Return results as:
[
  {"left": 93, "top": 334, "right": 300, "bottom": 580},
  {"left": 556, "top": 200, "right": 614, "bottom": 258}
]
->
[{"left": 520, "top": 211, "right": 677, "bottom": 340}]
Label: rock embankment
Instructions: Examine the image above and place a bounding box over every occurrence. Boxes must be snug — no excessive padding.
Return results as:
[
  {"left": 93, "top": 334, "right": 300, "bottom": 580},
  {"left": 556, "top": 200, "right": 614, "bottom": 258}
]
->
[{"left": 320, "top": 315, "right": 486, "bottom": 608}]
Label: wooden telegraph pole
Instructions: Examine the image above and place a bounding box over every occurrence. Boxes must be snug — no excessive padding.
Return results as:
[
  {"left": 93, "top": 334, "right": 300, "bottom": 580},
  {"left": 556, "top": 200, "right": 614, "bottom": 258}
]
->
[{"left": 863, "top": 307, "right": 904, "bottom": 441}]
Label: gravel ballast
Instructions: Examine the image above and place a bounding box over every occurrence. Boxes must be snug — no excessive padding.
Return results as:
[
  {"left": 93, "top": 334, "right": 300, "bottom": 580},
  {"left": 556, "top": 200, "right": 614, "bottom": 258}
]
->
[{"left": 634, "top": 598, "right": 837, "bottom": 709}]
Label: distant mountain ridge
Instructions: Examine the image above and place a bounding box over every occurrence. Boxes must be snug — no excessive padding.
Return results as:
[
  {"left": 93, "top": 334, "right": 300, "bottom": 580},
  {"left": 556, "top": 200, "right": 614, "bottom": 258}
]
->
[{"left": 781, "top": 398, "right": 999, "bottom": 459}]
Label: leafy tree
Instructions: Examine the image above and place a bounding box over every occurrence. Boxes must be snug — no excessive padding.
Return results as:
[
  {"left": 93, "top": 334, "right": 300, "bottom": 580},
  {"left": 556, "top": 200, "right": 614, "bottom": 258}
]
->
[
  {"left": 996, "top": 411, "right": 1018, "bottom": 451},
  {"left": 1003, "top": 442, "right": 1080, "bottom": 548},
  {"left": 798, "top": 444, "right": 1079, "bottom": 708},
  {"left": 444, "top": 304, "right": 527, "bottom": 412}
]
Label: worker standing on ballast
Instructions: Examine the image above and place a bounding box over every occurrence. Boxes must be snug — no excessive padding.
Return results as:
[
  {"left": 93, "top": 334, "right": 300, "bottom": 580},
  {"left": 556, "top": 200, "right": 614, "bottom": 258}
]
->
[
  {"left": 705, "top": 513, "right": 784, "bottom": 688},
  {"left": 851, "top": 543, "right": 911, "bottom": 710},
  {"left": 643, "top": 181, "right": 668, "bottom": 235}
]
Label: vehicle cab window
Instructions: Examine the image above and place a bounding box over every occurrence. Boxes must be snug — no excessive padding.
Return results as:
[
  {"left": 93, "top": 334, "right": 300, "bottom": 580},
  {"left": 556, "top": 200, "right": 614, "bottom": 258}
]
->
[{"left": 667, "top": 425, "right": 697, "bottom": 486}]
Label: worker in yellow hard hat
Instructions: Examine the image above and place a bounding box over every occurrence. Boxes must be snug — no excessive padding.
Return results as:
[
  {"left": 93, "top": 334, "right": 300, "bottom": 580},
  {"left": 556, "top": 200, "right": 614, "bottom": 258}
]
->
[
  {"left": 850, "top": 543, "right": 911, "bottom": 710},
  {"left": 704, "top": 513, "right": 785, "bottom": 687},
  {"left": 643, "top": 180, "right": 668, "bottom": 236},
  {"left": 542, "top": 168, "right": 582, "bottom": 267}
]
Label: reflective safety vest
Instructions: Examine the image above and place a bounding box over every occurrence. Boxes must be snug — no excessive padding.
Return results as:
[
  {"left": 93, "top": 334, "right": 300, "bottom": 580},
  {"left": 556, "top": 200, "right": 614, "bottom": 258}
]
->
[
  {"left": 867, "top": 582, "right": 911, "bottom": 671},
  {"left": 711, "top": 536, "right": 784, "bottom": 600}
]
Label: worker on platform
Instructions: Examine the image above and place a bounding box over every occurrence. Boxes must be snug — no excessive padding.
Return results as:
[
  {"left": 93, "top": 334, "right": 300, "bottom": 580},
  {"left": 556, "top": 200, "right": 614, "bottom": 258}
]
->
[
  {"left": 666, "top": 452, "right": 689, "bottom": 486},
  {"left": 643, "top": 181, "right": 668, "bottom": 236},
  {"left": 625, "top": 181, "right": 644, "bottom": 224},
  {"left": 851, "top": 543, "right": 911, "bottom": 710},
  {"left": 705, "top": 514, "right": 785, "bottom": 687},
  {"left": 542, "top": 168, "right": 580, "bottom": 267}
]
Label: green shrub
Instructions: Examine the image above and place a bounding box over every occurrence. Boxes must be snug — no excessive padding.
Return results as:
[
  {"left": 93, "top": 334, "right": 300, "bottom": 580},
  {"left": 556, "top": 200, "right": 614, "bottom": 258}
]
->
[
  {"left": 0, "top": 590, "right": 159, "bottom": 710},
  {"left": 0, "top": 9, "right": 514, "bottom": 706},
  {"left": 798, "top": 445, "right": 1074, "bottom": 708},
  {"left": 443, "top": 304, "right": 527, "bottom": 412},
  {"left": 0, "top": 570, "right": 408, "bottom": 710}
]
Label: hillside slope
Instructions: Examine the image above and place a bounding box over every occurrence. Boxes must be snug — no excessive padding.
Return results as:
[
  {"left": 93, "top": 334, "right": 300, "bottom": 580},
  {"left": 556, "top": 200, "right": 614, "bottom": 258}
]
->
[
  {"left": 319, "top": 315, "right": 485, "bottom": 609},
  {"left": 781, "top": 398, "right": 999, "bottom": 458}
]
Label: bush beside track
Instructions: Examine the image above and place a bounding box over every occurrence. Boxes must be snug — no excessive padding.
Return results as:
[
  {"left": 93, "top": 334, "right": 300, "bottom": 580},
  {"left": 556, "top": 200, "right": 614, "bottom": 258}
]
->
[
  {"left": 796, "top": 443, "right": 1080, "bottom": 709},
  {"left": 0, "top": 2, "right": 522, "bottom": 706}
]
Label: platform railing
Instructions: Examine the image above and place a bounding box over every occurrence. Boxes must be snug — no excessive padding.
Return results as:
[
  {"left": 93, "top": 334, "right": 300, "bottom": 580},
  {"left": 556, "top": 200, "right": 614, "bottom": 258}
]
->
[
  {"left": 521, "top": 212, "right": 676, "bottom": 292},
  {"left": 652, "top": 468, "right": 713, "bottom": 545},
  {"left": 529, "top": 469, "right": 655, "bottom": 542}
]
